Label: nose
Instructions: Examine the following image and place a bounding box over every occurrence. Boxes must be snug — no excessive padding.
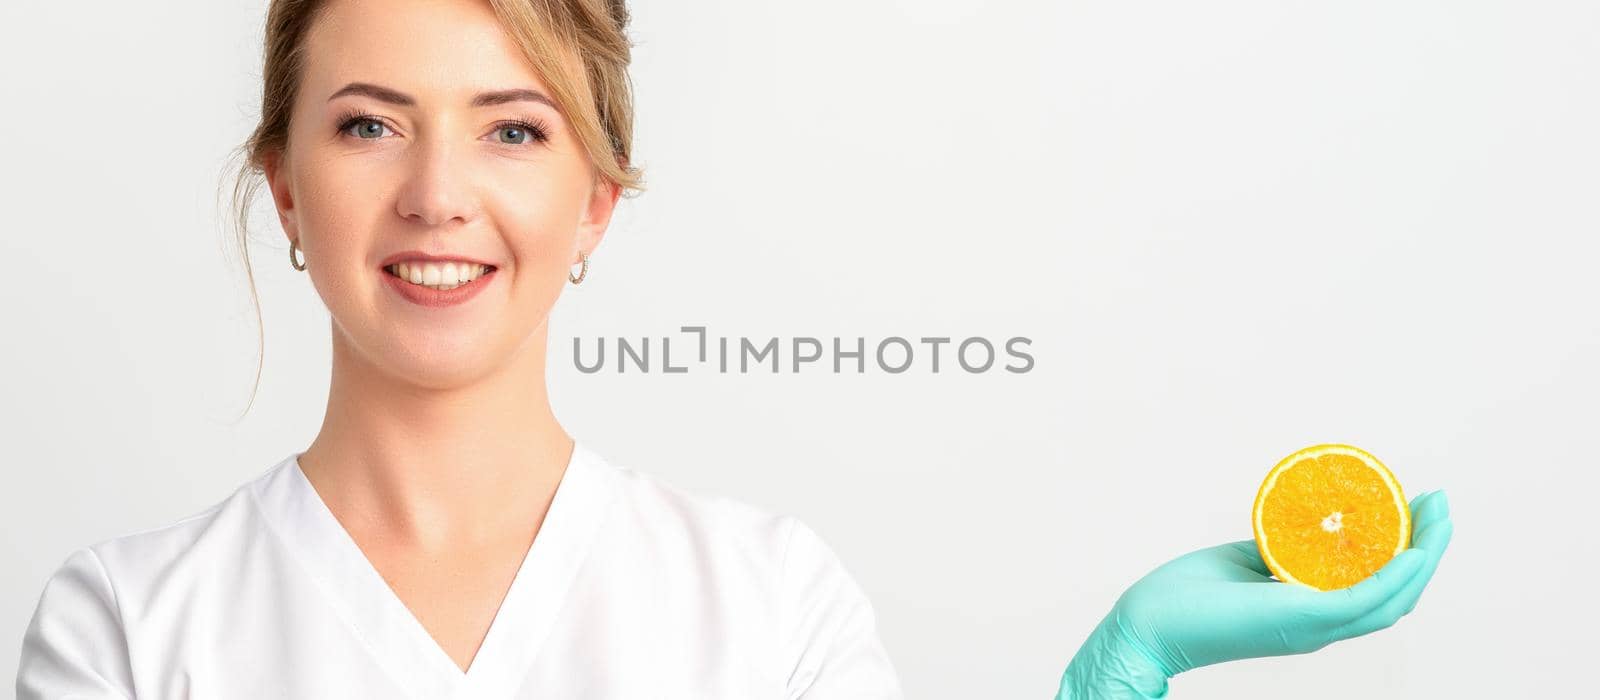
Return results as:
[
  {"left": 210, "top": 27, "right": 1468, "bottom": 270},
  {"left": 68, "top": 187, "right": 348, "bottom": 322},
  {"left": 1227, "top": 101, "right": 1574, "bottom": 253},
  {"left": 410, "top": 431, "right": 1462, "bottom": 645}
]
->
[{"left": 394, "top": 136, "right": 480, "bottom": 228}]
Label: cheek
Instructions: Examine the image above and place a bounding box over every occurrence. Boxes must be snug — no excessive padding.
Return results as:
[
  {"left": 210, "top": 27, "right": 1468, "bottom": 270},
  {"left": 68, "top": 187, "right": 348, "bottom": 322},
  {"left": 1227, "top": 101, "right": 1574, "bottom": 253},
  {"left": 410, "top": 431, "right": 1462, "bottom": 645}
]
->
[
  {"left": 296, "top": 158, "right": 387, "bottom": 264},
  {"left": 486, "top": 182, "right": 586, "bottom": 278},
  {"left": 516, "top": 220, "right": 571, "bottom": 274}
]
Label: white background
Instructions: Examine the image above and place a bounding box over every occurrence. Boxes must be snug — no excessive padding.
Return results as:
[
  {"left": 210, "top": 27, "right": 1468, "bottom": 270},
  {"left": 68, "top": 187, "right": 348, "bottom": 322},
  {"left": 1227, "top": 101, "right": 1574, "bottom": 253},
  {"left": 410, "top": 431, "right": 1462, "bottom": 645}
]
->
[{"left": 3, "top": 1, "right": 1595, "bottom": 697}]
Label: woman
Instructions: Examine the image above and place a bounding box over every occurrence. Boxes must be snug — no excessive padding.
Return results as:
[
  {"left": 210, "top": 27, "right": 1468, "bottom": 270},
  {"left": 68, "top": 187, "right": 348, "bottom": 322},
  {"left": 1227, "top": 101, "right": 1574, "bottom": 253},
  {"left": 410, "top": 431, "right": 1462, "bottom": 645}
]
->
[{"left": 16, "top": 0, "right": 1453, "bottom": 698}]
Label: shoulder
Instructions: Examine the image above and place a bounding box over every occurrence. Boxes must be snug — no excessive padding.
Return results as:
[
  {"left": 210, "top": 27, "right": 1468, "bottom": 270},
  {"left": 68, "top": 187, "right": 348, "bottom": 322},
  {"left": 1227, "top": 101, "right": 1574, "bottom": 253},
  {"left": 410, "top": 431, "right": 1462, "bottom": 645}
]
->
[
  {"left": 26, "top": 454, "right": 291, "bottom": 624},
  {"left": 16, "top": 543, "right": 137, "bottom": 698},
  {"left": 82, "top": 458, "right": 281, "bottom": 595},
  {"left": 17, "top": 455, "right": 291, "bottom": 699}
]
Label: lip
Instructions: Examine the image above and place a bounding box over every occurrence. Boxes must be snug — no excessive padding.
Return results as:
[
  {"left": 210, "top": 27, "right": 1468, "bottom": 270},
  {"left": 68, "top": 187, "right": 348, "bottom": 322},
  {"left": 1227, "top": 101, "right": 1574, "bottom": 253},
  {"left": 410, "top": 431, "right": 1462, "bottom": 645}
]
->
[
  {"left": 382, "top": 265, "right": 497, "bottom": 308},
  {"left": 378, "top": 250, "right": 499, "bottom": 269}
]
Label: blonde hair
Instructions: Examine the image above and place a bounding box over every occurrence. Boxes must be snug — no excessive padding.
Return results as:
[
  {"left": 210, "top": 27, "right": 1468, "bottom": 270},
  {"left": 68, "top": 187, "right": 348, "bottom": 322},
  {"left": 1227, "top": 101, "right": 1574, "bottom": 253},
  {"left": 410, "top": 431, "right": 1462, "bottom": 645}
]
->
[{"left": 220, "top": 0, "right": 645, "bottom": 419}]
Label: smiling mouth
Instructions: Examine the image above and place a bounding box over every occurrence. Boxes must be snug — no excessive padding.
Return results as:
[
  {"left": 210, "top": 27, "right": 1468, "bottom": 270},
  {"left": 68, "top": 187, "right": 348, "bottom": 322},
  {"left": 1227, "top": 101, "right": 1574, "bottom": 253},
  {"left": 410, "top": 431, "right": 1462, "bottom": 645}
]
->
[{"left": 383, "top": 262, "right": 498, "bottom": 291}]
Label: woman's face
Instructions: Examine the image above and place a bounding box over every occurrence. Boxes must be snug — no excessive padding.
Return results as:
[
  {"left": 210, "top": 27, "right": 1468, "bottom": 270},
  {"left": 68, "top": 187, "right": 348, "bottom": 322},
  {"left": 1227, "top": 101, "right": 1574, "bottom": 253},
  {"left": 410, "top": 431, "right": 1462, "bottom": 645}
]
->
[{"left": 264, "top": 0, "right": 618, "bottom": 389}]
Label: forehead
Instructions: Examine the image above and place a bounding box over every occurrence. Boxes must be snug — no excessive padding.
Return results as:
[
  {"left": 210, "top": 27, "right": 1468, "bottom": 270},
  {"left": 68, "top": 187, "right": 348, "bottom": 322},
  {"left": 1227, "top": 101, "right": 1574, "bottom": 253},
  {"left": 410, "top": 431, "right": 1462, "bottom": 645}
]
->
[{"left": 300, "top": 0, "right": 565, "bottom": 103}]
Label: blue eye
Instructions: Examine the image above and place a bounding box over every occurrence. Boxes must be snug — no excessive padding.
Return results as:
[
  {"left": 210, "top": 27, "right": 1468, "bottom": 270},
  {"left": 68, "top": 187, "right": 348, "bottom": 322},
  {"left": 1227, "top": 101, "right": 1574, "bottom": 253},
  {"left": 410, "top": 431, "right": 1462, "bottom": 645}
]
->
[
  {"left": 493, "top": 120, "right": 551, "bottom": 146},
  {"left": 337, "top": 113, "right": 392, "bottom": 140},
  {"left": 333, "top": 110, "right": 551, "bottom": 147}
]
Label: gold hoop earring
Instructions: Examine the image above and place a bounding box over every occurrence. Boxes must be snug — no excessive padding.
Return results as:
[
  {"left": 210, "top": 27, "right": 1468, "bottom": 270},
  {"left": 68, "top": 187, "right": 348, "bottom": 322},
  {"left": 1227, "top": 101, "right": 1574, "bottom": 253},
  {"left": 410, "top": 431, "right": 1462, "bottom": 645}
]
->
[
  {"left": 569, "top": 251, "right": 589, "bottom": 284},
  {"left": 289, "top": 240, "right": 307, "bottom": 271}
]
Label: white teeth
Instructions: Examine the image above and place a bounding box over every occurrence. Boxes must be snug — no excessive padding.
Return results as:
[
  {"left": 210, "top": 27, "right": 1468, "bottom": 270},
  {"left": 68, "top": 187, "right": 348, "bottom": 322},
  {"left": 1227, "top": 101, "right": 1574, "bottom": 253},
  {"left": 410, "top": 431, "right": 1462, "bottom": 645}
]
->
[{"left": 387, "top": 262, "right": 490, "bottom": 291}]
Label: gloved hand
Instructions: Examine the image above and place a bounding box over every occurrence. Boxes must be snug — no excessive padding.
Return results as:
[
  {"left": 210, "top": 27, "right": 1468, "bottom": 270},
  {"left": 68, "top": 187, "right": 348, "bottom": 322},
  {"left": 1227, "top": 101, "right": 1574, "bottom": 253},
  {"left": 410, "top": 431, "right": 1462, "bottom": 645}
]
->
[{"left": 1056, "top": 489, "right": 1454, "bottom": 699}]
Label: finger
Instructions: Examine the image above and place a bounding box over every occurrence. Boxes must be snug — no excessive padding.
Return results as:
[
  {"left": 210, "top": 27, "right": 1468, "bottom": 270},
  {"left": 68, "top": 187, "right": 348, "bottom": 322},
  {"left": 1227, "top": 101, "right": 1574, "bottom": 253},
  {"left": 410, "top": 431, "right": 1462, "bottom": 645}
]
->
[
  {"left": 1329, "top": 515, "right": 1453, "bottom": 639},
  {"left": 1411, "top": 490, "right": 1446, "bottom": 524},
  {"left": 1307, "top": 546, "right": 1426, "bottom": 623},
  {"left": 1403, "top": 489, "right": 1448, "bottom": 546},
  {"left": 1407, "top": 490, "right": 1435, "bottom": 512},
  {"left": 1368, "top": 494, "right": 1455, "bottom": 617},
  {"left": 1411, "top": 499, "right": 1454, "bottom": 557},
  {"left": 1401, "top": 494, "right": 1452, "bottom": 605},
  {"left": 1400, "top": 513, "right": 1452, "bottom": 615},
  {"left": 1407, "top": 490, "right": 1441, "bottom": 526},
  {"left": 1417, "top": 489, "right": 1450, "bottom": 528}
]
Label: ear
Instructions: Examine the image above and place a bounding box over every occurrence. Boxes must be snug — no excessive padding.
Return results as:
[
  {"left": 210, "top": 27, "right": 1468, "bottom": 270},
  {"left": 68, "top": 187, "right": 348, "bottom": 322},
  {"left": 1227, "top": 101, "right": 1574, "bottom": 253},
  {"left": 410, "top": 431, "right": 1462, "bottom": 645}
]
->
[
  {"left": 262, "top": 150, "right": 299, "bottom": 243},
  {"left": 575, "top": 174, "right": 622, "bottom": 262}
]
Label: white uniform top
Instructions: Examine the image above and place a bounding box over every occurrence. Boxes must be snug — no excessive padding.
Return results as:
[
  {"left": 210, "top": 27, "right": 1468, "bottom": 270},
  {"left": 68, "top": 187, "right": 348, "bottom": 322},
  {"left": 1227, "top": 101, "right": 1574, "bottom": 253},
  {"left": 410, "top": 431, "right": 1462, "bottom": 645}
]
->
[{"left": 16, "top": 443, "right": 904, "bottom": 699}]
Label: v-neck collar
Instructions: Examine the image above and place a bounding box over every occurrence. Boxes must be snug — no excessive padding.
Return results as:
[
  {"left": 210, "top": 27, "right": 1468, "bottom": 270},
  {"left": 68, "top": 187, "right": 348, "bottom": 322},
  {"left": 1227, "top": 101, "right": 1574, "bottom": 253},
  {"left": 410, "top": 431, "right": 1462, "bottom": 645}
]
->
[{"left": 250, "top": 442, "right": 619, "bottom": 700}]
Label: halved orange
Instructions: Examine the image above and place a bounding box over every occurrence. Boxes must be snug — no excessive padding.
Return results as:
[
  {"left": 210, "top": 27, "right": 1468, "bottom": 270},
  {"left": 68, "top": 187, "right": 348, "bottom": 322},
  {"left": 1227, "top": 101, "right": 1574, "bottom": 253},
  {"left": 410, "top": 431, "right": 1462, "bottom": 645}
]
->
[{"left": 1252, "top": 444, "right": 1411, "bottom": 591}]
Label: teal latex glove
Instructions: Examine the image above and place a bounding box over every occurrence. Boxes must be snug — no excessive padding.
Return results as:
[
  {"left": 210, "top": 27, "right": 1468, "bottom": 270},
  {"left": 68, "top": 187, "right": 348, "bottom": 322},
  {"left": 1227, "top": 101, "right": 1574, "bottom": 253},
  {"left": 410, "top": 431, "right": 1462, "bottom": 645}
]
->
[{"left": 1056, "top": 489, "right": 1454, "bottom": 699}]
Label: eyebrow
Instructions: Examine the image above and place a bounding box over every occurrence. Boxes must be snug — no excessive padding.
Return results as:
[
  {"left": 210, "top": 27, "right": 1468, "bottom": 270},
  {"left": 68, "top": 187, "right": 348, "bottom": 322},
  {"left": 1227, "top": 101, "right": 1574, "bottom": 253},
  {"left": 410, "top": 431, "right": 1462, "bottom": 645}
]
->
[{"left": 327, "top": 82, "right": 556, "bottom": 109}]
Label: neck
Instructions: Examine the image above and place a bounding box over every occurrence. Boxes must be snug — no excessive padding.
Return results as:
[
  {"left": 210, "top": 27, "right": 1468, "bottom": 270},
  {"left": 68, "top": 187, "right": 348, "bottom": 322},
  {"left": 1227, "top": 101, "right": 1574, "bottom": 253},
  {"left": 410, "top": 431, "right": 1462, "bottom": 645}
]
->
[{"left": 297, "top": 320, "right": 572, "bottom": 551}]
